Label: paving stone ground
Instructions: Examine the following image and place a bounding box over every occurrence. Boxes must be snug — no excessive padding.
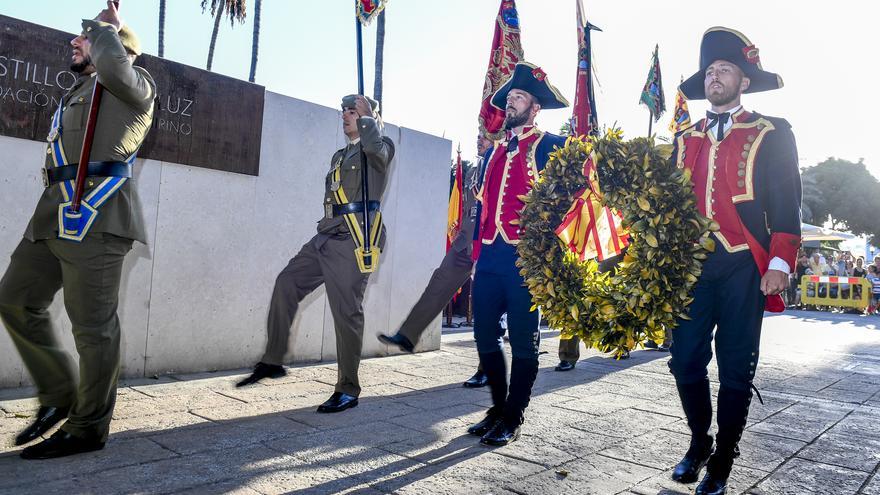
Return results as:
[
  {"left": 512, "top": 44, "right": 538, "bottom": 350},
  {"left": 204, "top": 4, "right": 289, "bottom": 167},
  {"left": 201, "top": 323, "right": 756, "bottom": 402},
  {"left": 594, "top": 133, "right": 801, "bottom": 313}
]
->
[{"left": 1, "top": 309, "right": 879, "bottom": 494}]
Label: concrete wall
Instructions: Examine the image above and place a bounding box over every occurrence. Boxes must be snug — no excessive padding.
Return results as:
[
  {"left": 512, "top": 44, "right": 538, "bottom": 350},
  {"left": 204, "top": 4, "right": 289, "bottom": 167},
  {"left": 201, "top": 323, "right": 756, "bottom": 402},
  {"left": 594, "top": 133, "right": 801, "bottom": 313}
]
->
[{"left": 0, "top": 91, "right": 451, "bottom": 387}]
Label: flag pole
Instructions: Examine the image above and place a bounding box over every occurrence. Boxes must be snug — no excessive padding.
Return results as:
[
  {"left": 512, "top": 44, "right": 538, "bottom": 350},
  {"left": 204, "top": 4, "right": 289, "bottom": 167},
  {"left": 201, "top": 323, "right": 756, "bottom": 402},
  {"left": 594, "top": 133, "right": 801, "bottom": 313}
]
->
[
  {"left": 354, "top": 4, "right": 373, "bottom": 271},
  {"left": 70, "top": 0, "right": 121, "bottom": 216},
  {"left": 585, "top": 20, "right": 601, "bottom": 136},
  {"left": 648, "top": 113, "right": 653, "bottom": 137}
]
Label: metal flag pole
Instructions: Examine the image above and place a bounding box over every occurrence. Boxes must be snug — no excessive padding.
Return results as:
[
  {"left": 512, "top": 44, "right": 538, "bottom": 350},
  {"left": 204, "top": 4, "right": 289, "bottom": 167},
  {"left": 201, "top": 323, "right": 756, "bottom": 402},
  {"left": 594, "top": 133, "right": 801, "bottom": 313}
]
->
[
  {"left": 70, "top": 0, "right": 121, "bottom": 217},
  {"left": 584, "top": 21, "right": 601, "bottom": 136},
  {"left": 354, "top": 6, "right": 373, "bottom": 271}
]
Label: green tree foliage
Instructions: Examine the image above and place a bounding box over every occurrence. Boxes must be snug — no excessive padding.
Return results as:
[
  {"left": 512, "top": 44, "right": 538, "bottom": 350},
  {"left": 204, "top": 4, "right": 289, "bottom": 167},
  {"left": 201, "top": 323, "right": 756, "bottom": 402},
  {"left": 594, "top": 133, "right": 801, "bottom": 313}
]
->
[
  {"left": 202, "top": 0, "right": 247, "bottom": 71},
  {"left": 801, "top": 157, "right": 880, "bottom": 242}
]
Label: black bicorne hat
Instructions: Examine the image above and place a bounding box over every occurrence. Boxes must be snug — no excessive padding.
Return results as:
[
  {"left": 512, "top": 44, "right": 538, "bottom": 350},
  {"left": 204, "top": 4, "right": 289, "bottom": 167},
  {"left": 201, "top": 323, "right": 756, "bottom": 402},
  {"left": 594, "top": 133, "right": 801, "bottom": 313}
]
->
[
  {"left": 491, "top": 62, "right": 569, "bottom": 110},
  {"left": 679, "top": 27, "right": 783, "bottom": 100}
]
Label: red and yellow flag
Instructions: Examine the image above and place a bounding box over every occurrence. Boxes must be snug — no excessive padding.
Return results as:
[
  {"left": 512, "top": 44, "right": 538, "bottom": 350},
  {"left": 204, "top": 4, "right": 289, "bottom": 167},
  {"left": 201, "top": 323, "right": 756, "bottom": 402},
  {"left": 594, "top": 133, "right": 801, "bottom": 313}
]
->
[
  {"left": 555, "top": 155, "right": 630, "bottom": 262},
  {"left": 668, "top": 82, "right": 692, "bottom": 134},
  {"left": 447, "top": 148, "right": 464, "bottom": 252},
  {"left": 478, "top": 0, "right": 524, "bottom": 141}
]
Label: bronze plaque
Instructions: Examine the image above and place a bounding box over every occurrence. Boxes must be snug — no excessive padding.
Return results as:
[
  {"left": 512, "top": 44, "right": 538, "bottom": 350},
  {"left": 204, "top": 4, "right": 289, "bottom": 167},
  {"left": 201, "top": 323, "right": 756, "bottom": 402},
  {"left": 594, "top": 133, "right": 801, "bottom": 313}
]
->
[{"left": 0, "top": 15, "right": 264, "bottom": 176}]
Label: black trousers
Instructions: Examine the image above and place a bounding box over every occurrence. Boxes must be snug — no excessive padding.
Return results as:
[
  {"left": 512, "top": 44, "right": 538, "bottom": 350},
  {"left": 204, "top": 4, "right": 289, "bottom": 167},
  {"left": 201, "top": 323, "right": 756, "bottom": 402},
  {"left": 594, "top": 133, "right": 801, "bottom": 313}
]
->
[
  {"left": 473, "top": 259, "right": 540, "bottom": 359},
  {"left": 668, "top": 248, "right": 765, "bottom": 392}
]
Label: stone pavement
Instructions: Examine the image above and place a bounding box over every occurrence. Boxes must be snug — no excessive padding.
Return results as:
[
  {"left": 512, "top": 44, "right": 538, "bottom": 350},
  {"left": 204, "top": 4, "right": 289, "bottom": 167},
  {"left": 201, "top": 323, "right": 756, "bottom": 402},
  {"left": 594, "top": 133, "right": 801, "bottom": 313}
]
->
[{"left": 1, "top": 310, "right": 879, "bottom": 495}]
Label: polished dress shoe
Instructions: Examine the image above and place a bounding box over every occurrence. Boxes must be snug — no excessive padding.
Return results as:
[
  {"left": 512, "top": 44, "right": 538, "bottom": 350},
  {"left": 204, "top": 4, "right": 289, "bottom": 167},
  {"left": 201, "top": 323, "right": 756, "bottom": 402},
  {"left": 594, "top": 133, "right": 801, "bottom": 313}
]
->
[
  {"left": 554, "top": 360, "right": 575, "bottom": 372},
  {"left": 467, "top": 410, "right": 501, "bottom": 436},
  {"left": 20, "top": 430, "right": 104, "bottom": 460},
  {"left": 480, "top": 420, "right": 520, "bottom": 446},
  {"left": 672, "top": 440, "right": 714, "bottom": 483},
  {"left": 463, "top": 369, "right": 488, "bottom": 388},
  {"left": 316, "top": 392, "right": 359, "bottom": 413},
  {"left": 236, "top": 362, "right": 286, "bottom": 387},
  {"left": 15, "top": 406, "right": 69, "bottom": 446},
  {"left": 695, "top": 471, "right": 728, "bottom": 495},
  {"left": 378, "top": 333, "right": 415, "bottom": 353}
]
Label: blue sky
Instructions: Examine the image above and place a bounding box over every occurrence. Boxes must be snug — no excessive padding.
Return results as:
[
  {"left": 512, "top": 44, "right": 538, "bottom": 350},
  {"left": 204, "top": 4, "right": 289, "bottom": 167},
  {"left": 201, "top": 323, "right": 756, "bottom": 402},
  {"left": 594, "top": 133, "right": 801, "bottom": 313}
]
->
[{"left": 3, "top": 1, "right": 875, "bottom": 176}]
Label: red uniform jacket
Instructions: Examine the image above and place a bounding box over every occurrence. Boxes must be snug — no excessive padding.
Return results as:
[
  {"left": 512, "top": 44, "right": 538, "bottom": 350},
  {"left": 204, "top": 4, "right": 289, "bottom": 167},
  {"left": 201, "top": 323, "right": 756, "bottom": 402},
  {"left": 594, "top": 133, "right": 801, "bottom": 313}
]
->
[{"left": 673, "top": 108, "right": 802, "bottom": 312}]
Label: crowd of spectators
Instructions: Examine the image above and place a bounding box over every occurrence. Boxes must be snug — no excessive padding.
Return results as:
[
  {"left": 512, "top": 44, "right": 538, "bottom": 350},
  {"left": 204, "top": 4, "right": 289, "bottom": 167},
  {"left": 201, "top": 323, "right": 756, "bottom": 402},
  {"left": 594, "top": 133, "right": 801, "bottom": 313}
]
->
[{"left": 787, "top": 250, "right": 880, "bottom": 313}]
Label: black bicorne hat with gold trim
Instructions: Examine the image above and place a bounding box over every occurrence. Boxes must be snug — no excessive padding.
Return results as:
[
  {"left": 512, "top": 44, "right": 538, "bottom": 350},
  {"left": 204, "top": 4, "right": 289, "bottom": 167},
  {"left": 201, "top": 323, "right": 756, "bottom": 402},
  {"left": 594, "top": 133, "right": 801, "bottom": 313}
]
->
[
  {"left": 491, "top": 62, "right": 569, "bottom": 110},
  {"left": 679, "top": 27, "right": 783, "bottom": 100}
]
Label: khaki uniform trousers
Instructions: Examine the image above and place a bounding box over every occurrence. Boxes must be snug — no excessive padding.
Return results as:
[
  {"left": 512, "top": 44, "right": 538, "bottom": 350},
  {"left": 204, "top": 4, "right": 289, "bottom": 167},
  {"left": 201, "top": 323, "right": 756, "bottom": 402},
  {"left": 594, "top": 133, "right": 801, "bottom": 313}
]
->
[
  {"left": 398, "top": 246, "right": 473, "bottom": 345},
  {"left": 0, "top": 234, "right": 132, "bottom": 442},
  {"left": 558, "top": 336, "right": 581, "bottom": 363},
  {"left": 262, "top": 234, "right": 369, "bottom": 397}
]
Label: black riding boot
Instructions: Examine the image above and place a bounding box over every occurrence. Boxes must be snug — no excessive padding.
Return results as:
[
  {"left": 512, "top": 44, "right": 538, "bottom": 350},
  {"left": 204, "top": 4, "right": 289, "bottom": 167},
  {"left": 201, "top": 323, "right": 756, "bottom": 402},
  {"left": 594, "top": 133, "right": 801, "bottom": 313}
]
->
[
  {"left": 672, "top": 377, "right": 715, "bottom": 483},
  {"left": 481, "top": 357, "right": 538, "bottom": 446},
  {"left": 468, "top": 351, "right": 508, "bottom": 436},
  {"left": 697, "top": 386, "right": 752, "bottom": 495}
]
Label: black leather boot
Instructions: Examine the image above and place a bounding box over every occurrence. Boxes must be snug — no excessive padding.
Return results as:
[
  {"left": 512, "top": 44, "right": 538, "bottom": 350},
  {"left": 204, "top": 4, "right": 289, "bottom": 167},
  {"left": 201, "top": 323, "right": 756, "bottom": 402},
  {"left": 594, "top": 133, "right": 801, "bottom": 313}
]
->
[
  {"left": 696, "top": 386, "right": 752, "bottom": 495},
  {"left": 15, "top": 406, "right": 70, "bottom": 446},
  {"left": 504, "top": 357, "right": 539, "bottom": 418},
  {"left": 20, "top": 430, "right": 105, "bottom": 460},
  {"left": 480, "top": 351, "right": 508, "bottom": 411},
  {"left": 378, "top": 333, "right": 415, "bottom": 353},
  {"left": 469, "top": 351, "right": 507, "bottom": 436},
  {"left": 480, "top": 416, "right": 521, "bottom": 446},
  {"left": 672, "top": 378, "right": 714, "bottom": 483},
  {"left": 235, "top": 362, "right": 286, "bottom": 387},
  {"left": 481, "top": 357, "right": 538, "bottom": 446},
  {"left": 467, "top": 406, "right": 502, "bottom": 436},
  {"left": 463, "top": 369, "right": 488, "bottom": 388}
]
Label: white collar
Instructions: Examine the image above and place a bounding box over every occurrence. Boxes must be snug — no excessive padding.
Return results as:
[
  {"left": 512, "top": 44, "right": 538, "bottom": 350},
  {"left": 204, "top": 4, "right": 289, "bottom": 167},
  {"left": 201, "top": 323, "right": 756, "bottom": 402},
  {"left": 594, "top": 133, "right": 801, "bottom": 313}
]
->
[
  {"left": 708, "top": 105, "right": 742, "bottom": 118},
  {"left": 705, "top": 105, "right": 744, "bottom": 134}
]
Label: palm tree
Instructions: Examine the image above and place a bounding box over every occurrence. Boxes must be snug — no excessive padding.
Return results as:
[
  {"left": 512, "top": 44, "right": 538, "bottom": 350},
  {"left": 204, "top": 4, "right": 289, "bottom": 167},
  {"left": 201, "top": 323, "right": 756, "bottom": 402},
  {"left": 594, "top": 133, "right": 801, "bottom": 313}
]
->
[
  {"left": 373, "top": 9, "right": 385, "bottom": 112},
  {"left": 158, "top": 0, "right": 166, "bottom": 57},
  {"left": 202, "top": 0, "right": 247, "bottom": 72},
  {"left": 248, "top": 0, "right": 261, "bottom": 82}
]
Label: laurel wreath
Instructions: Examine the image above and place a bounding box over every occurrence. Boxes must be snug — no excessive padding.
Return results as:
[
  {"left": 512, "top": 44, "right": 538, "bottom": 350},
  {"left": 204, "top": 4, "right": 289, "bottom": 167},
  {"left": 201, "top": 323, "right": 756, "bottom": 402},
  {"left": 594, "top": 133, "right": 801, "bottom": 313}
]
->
[{"left": 516, "top": 130, "right": 718, "bottom": 358}]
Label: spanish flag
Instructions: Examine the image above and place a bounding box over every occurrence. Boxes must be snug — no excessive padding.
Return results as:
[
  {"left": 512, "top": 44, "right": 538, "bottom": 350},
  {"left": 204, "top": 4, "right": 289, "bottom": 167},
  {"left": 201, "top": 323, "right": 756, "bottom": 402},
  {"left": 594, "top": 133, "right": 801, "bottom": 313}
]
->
[{"left": 447, "top": 148, "right": 464, "bottom": 252}]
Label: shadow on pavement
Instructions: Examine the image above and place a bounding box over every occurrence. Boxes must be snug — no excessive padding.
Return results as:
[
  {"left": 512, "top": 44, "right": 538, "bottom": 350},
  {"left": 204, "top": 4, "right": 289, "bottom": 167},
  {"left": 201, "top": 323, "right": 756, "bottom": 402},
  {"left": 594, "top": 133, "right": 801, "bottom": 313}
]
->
[{"left": 0, "top": 343, "right": 672, "bottom": 494}]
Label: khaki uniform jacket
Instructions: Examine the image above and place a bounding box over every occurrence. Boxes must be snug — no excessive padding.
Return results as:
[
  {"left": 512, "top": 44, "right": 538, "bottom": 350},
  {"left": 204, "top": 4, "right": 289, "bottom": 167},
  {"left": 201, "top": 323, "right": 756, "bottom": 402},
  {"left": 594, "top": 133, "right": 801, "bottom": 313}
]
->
[
  {"left": 25, "top": 19, "right": 155, "bottom": 244},
  {"left": 317, "top": 116, "right": 394, "bottom": 245}
]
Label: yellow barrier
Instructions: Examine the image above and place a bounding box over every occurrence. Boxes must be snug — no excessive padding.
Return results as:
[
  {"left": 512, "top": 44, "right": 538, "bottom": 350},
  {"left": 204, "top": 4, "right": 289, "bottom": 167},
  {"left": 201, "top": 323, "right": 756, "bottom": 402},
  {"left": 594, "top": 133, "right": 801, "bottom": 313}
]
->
[{"left": 799, "top": 275, "right": 872, "bottom": 310}]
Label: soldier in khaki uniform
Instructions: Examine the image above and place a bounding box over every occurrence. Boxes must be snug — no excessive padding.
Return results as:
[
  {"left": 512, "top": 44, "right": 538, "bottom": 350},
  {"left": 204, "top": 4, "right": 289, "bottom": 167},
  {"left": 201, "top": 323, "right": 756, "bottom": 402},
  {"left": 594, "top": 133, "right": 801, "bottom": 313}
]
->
[
  {"left": 0, "top": 2, "right": 155, "bottom": 459},
  {"left": 238, "top": 95, "right": 394, "bottom": 415},
  {"left": 555, "top": 336, "right": 581, "bottom": 371},
  {"left": 379, "top": 135, "right": 491, "bottom": 388}
]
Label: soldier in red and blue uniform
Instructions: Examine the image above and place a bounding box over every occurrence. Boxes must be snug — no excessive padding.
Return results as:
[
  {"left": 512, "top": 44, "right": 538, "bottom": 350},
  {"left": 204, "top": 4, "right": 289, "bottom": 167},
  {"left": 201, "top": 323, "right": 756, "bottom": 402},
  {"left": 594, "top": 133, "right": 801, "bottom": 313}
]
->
[
  {"left": 466, "top": 62, "right": 569, "bottom": 446},
  {"left": 668, "top": 28, "right": 802, "bottom": 495}
]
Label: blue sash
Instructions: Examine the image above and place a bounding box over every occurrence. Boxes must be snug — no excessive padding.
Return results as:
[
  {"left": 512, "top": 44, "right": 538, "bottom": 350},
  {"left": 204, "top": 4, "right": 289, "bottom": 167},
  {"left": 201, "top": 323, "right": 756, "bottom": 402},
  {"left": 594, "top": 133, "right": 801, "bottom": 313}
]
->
[{"left": 46, "top": 100, "right": 136, "bottom": 242}]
